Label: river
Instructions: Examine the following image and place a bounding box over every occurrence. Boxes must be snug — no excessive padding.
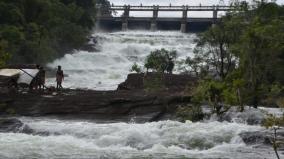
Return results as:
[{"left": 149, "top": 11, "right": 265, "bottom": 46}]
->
[
  {"left": 0, "top": 109, "right": 280, "bottom": 159},
  {"left": 1, "top": 30, "right": 281, "bottom": 158}
]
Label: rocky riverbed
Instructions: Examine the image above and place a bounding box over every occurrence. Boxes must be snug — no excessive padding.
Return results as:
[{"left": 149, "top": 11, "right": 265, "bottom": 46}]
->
[
  {"left": 1, "top": 73, "right": 284, "bottom": 158},
  {"left": 0, "top": 73, "right": 194, "bottom": 122}
]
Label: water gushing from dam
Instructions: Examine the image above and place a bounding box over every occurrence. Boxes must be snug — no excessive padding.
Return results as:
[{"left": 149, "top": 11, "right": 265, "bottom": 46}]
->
[{"left": 47, "top": 31, "right": 195, "bottom": 90}]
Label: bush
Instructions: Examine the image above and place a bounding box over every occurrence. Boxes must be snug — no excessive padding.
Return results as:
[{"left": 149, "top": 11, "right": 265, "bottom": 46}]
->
[
  {"left": 276, "top": 97, "right": 284, "bottom": 108},
  {"left": 176, "top": 105, "right": 205, "bottom": 122},
  {"left": 144, "top": 48, "right": 177, "bottom": 73},
  {"left": 263, "top": 114, "right": 284, "bottom": 159},
  {"left": 192, "top": 79, "right": 233, "bottom": 116},
  {"left": 130, "top": 62, "right": 142, "bottom": 73}
]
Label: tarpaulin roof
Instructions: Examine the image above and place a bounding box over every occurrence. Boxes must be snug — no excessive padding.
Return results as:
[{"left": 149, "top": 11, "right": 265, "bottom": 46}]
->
[
  {"left": 17, "top": 69, "right": 39, "bottom": 85},
  {"left": 0, "top": 69, "right": 39, "bottom": 85},
  {"left": 0, "top": 69, "right": 21, "bottom": 77}
]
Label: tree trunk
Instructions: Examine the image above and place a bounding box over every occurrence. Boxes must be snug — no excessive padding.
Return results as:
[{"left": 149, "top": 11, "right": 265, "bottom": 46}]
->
[
  {"left": 273, "top": 127, "right": 280, "bottom": 159},
  {"left": 237, "top": 88, "right": 244, "bottom": 112},
  {"left": 219, "top": 43, "right": 225, "bottom": 80}
]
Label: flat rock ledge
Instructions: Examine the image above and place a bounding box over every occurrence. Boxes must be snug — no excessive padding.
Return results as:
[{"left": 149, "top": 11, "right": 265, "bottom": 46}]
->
[
  {"left": 0, "top": 118, "right": 32, "bottom": 133},
  {"left": 0, "top": 73, "right": 196, "bottom": 122}
]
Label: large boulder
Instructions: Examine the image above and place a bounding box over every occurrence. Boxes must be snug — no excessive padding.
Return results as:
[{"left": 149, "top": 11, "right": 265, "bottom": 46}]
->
[
  {"left": 220, "top": 107, "right": 266, "bottom": 125},
  {"left": 0, "top": 118, "right": 32, "bottom": 133},
  {"left": 240, "top": 131, "right": 271, "bottom": 145},
  {"left": 0, "top": 118, "right": 54, "bottom": 135},
  {"left": 240, "top": 130, "right": 284, "bottom": 150},
  {"left": 117, "top": 73, "right": 197, "bottom": 92}
]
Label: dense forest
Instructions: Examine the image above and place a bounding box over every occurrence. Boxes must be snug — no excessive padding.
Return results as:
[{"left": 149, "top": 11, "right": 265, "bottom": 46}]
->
[
  {"left": 0, "top": 0, "right": 110, "bottom": 66},
  {"left": 136, "top": 1, "right": 284, "bottom": 118},
  {"left": 172, "top": 1, "right": 284, "bottom": 126}
]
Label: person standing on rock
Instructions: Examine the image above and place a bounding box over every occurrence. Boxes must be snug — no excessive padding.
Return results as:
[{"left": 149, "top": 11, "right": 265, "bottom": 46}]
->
[
  {"left": 38, "top": 66, "right": 46, "bottom": 90},
  {"left": 56, "top": 65, "right": 64, "bottom": 90},
  {"left": 166, "top": 58, "right": 174, "bottom": 74}
]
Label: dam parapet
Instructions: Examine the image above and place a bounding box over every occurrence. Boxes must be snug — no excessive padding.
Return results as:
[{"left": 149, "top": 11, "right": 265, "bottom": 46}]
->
[{"left": 96, "top": 4, "right": 237, "bottom": 32}]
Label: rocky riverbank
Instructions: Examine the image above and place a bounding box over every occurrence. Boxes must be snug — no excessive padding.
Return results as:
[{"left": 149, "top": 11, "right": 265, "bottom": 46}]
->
[{"left": 0, "top": 73, "right": 195, "bottom": 122}]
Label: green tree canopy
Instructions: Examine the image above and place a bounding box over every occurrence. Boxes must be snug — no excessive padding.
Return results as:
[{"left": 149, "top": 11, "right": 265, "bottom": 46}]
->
[
  {"left": 0, "top": 0, "right": 110, "bottom": 64},
  {"left": 190, "top": 1, "right": 284, "bottom": 108},
  {"left": 144, "top": 48, "right": 177, "bottom": 73}
]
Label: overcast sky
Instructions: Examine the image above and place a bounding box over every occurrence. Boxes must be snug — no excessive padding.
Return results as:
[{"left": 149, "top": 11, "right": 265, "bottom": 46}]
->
[{"left": 108, "top": 0, "right": 284, "bottom": 17}]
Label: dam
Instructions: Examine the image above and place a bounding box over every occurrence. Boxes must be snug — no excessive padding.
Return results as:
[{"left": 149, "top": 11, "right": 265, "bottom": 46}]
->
[{"left": 96, "top": 4, "right": 237, "bottom": 32}]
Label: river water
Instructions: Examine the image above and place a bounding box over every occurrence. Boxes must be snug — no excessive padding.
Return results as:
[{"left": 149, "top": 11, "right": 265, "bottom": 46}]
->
[
  {"left": 1, "top": 30, "right": 281, "bottom": 159},
  {"left": 0, "top": 112, "right": 280, "bottom": 159}
]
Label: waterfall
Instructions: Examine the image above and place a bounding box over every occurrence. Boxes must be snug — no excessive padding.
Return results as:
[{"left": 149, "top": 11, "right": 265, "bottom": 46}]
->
[{"left": 46, "top": 31, "right": 196, "bottom": 90}]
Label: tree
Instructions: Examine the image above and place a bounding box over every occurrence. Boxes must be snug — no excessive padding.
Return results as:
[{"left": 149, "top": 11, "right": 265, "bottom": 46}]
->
[
  {"left": 191, "top": 1, "right": 284, "bottom": 109},
  {"left": 193, "top": 23, "right": 237, "bottom": 80},
  {"left": 144, "top": 48, "right": 177, "bottom": 73},
  {"left": 0, "top": 0, "right": 111, "bottom": 64},
  {"left": 263, "top": 114, "right": 284, "bottom": 159},
  {"left": 96, "top": 0, "right": 112, "bottom": 16},
  {"left": 235, "top": 16, "right": 284, "bottom": 107},
  {"left": 193, "top": 79, "right": 233, "bottom": 115},
  {"left": 185, "top": 56, "right": 203, "bottom": 77}
]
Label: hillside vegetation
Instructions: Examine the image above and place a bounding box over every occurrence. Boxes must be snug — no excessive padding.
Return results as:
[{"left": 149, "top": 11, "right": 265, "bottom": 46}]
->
[
  {"left": 189, "top": 1, "right": 284, "bottom": 110},
  {"left": 0, "top": 0, "right": 110, "bottom": 65}
]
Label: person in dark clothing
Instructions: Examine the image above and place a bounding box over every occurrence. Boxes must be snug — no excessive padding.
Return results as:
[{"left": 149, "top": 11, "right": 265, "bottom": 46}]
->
[
  {"left": 9, "top": 76, "right": 18, "bottom": 90},
  {"left": 38, "top": 66, "right": 46, "bottom": 90},
  {"left": 29, "top": 64, "right": 41, "bottom": 90},
  {"left": 56, "top": 65, "right": 64, "bottom": 89},
  {"left": 166, "top": 58, "right": 174, "bottom": 74}
]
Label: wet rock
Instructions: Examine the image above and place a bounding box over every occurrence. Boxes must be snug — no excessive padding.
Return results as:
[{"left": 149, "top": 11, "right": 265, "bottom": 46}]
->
[
  {"left": 21, "top": 124, "right": 34, "bottom": 134},
  {"left": 92, "top": 37, "right": 98, "bottom": 44},
  {"left": 79, "top": 44, "right": 98, "bottom": 52},
  {"left": 0, "top": 118, "right": 55, "bottom": 136},
  {"left": 117, "top": 73, "right": 197, "bottom": 92},
  {"left": 240, "top": 131, "right": 271, "bottom": 145},
  {"left": 247, "top": 117, "right": 263, "bottom": 125},
  {"left": 240, "top": 130, "right": 284, "bottom": 148},
  {"left": 220, "top": 107, "right": 266, "bottom": 125},
  {"left": 0, "top": 73, "right": 195, "bottom": 122},
  {"left": 0, "top": 89, "right": 190, "bottom": 122},
  {"left": 0, "top": 118, "right": 26, "bottom": 133}
]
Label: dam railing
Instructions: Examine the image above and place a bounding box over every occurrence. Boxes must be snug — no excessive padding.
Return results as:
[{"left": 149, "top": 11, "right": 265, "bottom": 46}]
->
[{"left": 96, "top": 4, "right": 239, "bottom": 32}]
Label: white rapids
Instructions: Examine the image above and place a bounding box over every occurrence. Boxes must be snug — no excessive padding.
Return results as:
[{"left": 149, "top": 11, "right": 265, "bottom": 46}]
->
[
  {"left": 0, "top": 117, "right": 279, "bottom": 159},
  {"left": 46, "top": 31, "right": 195, "bottom": 90}
]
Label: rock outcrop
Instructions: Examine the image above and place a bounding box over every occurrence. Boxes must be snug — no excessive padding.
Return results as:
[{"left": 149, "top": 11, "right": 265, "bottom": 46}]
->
[
  {"left": 0, "top": 118, "right": 24, "bottom": 133},
  {"left": 240, "top": 130, "right": 284, "bottom": 150},
  {"left": 0, "top": 118, "right": 32, "bottom": 133},
  {"left": 118, "top": 73, "right": 197, "bottom": 92},
  {"left": 0, "top": 73, "right": 195, "bottom": 122}
]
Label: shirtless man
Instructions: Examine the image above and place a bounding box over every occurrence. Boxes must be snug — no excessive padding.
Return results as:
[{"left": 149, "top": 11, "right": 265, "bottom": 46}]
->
[{"left": 56, "top": 65, "right": 64, "bottom": 90}]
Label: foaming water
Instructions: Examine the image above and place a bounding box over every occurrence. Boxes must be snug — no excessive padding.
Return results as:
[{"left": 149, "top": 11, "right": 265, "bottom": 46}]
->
[
  {"left": 26, "top": 30, "right": 282, "bottom": 159},
  {"left": 0, "top": 118, "right": 277, "bottom": 159},
  {"left": 47, "top": 31, "right": 196, "bottom": 90}
]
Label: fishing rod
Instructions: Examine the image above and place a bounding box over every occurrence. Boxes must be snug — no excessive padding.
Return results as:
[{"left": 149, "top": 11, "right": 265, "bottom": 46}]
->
[{"left": 19, "top": 68, "right": 48, "bottom": 89}]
